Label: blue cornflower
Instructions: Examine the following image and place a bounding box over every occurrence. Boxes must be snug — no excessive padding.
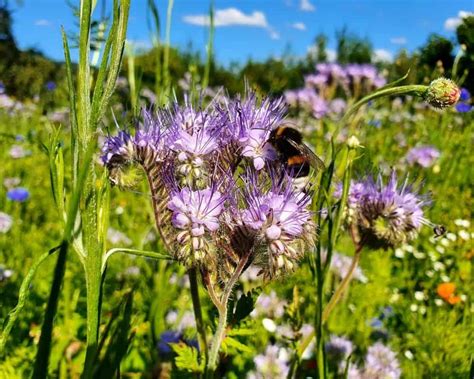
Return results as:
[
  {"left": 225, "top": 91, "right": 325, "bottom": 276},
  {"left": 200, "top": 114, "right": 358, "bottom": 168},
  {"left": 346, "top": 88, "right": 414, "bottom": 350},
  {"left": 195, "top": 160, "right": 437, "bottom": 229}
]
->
[
  {"left": 455, "top": 102, "right": 472, "bottom": 113},
  {"left": 7, "top": 187, "right": 30, "bottom": 202},
  {"left": 45, "top": 81, "right": 57, "bottom": 91},
  {"left": 0, "top": 82, "right": 5, "bottom": 94},
  {"left": 459, "top": 88, "right": 471, "bottom": 102},
  {"left": 157, "top": 331, "right": 182, "bottom": 354}
]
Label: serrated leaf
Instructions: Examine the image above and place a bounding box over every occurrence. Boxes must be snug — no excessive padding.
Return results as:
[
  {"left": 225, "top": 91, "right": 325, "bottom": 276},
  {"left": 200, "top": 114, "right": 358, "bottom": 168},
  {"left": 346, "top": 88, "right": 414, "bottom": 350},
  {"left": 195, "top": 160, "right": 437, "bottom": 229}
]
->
[
  {"left": 231, "top": 288, "right": 261, "bottom": 325},
  {"left": 222, "top": 336, "right": 253, "bottom": 354},
  {"left": 170, "top": 342, "right": 204, "bottom": 373}
]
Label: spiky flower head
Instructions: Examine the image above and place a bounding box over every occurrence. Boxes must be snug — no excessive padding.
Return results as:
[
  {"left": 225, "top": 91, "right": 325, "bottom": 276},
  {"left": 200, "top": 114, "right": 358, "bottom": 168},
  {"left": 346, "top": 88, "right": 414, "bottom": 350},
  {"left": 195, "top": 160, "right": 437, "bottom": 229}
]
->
[
  {"left": 101, "top": 91, "right": 317, "bottom": 285},
  {"left": 424, "top": 78, "right": 460, "bottom": 108},
  {"left": 339, "top": 173, "right": 429, "bottom": 249},
  {"left": 238, "top": 168, "right": 315, "bottom": 278}
]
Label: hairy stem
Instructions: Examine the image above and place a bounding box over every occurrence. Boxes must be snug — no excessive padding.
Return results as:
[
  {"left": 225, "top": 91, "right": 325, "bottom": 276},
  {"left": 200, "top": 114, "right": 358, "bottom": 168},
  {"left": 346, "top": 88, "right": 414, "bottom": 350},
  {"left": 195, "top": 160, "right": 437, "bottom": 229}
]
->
[{"left": 189, "top": 268, "right": 209, "bottom": 365}]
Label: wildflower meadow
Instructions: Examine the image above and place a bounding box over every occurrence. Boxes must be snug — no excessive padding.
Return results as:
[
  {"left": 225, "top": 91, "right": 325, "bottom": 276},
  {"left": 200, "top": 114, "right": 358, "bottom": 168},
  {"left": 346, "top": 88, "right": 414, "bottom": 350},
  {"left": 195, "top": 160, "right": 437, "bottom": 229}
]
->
[{"left": 0, "top": 1, "right": 473, "bottom": 378}]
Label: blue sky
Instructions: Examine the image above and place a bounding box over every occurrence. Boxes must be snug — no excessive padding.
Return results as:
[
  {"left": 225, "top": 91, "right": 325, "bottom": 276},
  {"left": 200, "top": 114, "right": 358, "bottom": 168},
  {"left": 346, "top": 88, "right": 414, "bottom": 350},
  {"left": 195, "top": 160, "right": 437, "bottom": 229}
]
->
[{"left": 11, "top": 0, "right": 473, "bottom": 66}]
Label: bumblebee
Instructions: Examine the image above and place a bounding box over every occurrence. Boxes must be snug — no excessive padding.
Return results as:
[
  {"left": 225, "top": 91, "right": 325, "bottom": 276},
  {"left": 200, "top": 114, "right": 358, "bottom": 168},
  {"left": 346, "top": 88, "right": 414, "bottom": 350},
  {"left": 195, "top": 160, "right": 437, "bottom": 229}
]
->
[
  {"left": 433, "top": 225, "right": 446, "bottom": 238},
  {"left": 267, "top": 126, "right": 325, "bottom": 179}
]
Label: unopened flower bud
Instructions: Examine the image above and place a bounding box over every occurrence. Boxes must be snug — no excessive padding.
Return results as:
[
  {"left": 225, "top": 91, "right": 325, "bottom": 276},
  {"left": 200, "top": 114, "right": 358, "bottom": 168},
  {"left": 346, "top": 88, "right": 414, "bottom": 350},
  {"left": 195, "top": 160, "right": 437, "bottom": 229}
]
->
[
  {"left": 347, "top": 135, "right": 361, "bottom": 149},
  {"left": 424, "top": 78, "right": 460, "bottom": 108}
]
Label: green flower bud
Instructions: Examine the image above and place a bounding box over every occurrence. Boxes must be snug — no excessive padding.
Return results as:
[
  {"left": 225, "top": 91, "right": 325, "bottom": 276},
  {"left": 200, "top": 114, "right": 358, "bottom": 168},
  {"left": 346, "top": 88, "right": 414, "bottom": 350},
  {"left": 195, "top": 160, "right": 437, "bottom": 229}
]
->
[{"left": 424, "top": 78, "right": 460, "bottom": 108}]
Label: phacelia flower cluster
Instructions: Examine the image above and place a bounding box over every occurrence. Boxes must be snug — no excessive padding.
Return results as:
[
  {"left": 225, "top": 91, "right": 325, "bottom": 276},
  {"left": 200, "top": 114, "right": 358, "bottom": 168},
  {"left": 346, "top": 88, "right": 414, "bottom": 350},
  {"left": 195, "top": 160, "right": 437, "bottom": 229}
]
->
[
  {"left": 336, "top": 172, "right": 430, "bottom": 249},
  {"left": 101, "top": 93, "right": 316, "bottom": 280},
  {"left": 285, "top": 63, "right": 386, "bottom": 119}
]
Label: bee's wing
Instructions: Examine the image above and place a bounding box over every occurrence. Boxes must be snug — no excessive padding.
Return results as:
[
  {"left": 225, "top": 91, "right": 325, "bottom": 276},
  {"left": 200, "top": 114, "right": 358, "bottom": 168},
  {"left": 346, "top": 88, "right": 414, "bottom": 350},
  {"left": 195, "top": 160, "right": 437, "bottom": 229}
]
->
[{"left": 286, "top": 139, "right": 326, "bottom": 172}]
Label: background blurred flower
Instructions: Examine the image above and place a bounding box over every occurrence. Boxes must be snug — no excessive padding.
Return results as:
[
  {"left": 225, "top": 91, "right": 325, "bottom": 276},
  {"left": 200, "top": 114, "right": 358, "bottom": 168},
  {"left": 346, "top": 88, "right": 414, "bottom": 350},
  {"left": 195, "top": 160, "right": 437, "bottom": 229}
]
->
[
  {"left": 406, "top": 146, "right": 440, "bottom": 168},
  {"left": 0, "top": 212, "right": 13, "bottom": 233},
  {"left": 247, "top": 345, "right": 289, "bottom": 379},
  {"left": 45, "top": 81, "right": 57, "bottom": 91},
  {"left": 7, "top": 187, "right": 30, "bottom": 202},
  {"left": 0, "top": 265, "right": 14, "bottom": 282},
  {"left": 436, "top": 282, "right": 461, "bottom": 305}
]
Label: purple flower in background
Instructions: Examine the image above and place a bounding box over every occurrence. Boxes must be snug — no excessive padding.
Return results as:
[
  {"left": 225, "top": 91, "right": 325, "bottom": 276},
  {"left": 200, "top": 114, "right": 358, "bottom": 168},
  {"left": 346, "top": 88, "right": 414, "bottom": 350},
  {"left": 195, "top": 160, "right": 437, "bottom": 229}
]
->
[
  {"left": 330, "top": 98, "right": 347, "bottom": 115},
  {"left": 326, "top": 335, "right": 354, "bottom": 370},
  {"left": 344, "top": 173, "right": 429, "bottom": 248},
  {"left": 406, "top": 146, "right": 440, "bottom": 168},
  {"left": 251, "top": 290, "right": 287, "bottom": 319},
  {"left": 9, "top": 145, "right": 31, "bottom": 159},
  {"left": 7, "top": 187, "right": 30, "bottom": 202},
  {"left": 247, "top": 345, "right": 290, "bottom": 379},
  {"left": 312, "top": 96, "right": 329, "bottom": 119},
  {"left": 329, "top": 252, "right": 368, "bottom": 283},
  {"left": 363, "top": 343, "right": 401, "bottom": 379},
  {"left": 0, "top": 212, "right": 13, "bottom": 233}
]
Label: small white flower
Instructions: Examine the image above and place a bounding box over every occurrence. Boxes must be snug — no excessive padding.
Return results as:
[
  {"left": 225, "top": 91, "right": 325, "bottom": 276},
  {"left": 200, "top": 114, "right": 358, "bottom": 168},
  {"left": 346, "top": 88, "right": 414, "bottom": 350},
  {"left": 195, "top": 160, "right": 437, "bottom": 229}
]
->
[
  {"left": 413, "top": 251, "right": 426, "bottom": 259},
  {"left": 441, "top": 275, "right": 450, "bottom": 282},
  {"left": 460, "top": 294, "right": 467, "bottom": 302},
  {"left": 440, "top": 238, "right": 450, "bottom": 247},
  {"left": 414, "top": 291, "right": 425, "bottom": 301},
  {"left": 419, "top": 306, "right": 427, "bottom": 314},
  {"left": 394, "top": 248, "right": 405, "bottom": 258},
  {"left": 403, "top": 245, "right": 414, "bottom": 253},
  {"left": 262, "top": 318, "right": 277, "bottom": 333},
  {"left": 410, "top": 304, "right": 418, "bottom": 312},
  {"left": 435, "top": 299, "right": 444, "bottom": 306},
  {"left": 404, "top": 350, "right": 414, "bottom": 360},
  {"left": 425, "top": 270, "right": 434, "bottom": 278},
  {"left": 433, "top": 262, "right": 445, "bottom": 271},
  {"left": 458, "top": 230, "right": 470, "bottom": 240},
  {"left": 435, "top": 246, "right": 445, "bottom": 254},
  {"left": 446, "top": 232, "right": 456, "bottom": 241},
  {"left": 454, "top": 219, "right": 470, "bottom": 228},
  {"left": 347, "top": 135, "right": 362, "bottom": 149}
]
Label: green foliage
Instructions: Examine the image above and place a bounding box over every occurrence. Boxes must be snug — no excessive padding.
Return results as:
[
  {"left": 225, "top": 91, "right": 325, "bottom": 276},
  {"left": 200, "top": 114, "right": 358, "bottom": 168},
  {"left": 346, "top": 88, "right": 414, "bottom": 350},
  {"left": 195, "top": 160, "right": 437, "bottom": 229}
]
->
[{"left": 170, "top": 342, "right": 204, "bottom": 373}]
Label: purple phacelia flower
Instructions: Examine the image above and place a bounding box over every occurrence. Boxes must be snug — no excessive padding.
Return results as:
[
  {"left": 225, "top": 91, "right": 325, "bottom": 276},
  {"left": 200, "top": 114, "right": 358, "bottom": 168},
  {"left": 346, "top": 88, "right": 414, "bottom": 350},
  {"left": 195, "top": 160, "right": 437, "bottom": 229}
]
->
[
  {"left": 248, "top": 345, "right": 290, "bottom": 379},
  {"left": 325, "top": 335, "right": 354, "bottom": 370},
  {"left": 167, "top": 186, "right": 225, "bottom": 264},
  {"left": 239, "top": 128, "right": 277, "bottom": 170},
  {"left": 339, "top": 173, "right": 429, "bottom": 249},
  {"left": 7, "top": 187, "right": 30, "bottom": 202},
  {"left": 406, "top": 146, "right": 440, "bottom": 168},
  {"left": 239, "top": 169, "right": 314, "bottom": 277},
  {"left": 363, "top": 342, "right": 401, "bottom": 379}
]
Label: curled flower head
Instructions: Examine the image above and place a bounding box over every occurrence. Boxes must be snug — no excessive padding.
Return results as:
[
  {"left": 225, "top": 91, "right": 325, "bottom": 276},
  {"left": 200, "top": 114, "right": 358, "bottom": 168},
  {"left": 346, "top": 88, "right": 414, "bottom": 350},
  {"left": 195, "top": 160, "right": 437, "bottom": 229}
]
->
[
  {"left": 239, "top": 169, "right": 314, "bottom": 278},
  {"left": 406, "top": 145, "right": 440, "bottom": 168},
  {"left": 424, "top": 78, "right": 460, "bottom": 108},
  {"left": 167, "top": 185, "right": 226, "bottom": 265},
  {"left": 341, "top": 173, "right": 429, "bottom": 249}
]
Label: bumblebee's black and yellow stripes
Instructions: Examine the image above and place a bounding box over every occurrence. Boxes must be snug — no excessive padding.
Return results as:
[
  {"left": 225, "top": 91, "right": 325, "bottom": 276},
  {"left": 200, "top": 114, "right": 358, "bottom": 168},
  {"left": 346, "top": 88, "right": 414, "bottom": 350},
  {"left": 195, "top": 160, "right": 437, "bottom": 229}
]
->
[{"left": 268, "top": 126, "right": 324, "bottom": 178}]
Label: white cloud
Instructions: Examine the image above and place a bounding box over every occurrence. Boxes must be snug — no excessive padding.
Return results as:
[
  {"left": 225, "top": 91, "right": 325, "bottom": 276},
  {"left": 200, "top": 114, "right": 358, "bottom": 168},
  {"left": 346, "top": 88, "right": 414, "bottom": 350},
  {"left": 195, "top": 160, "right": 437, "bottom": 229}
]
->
[
  {"left": 183, "top": 7, "right": 280, "bottom": 39},
  {"left": 300, "top": 0, "right": 315, "bottom": 12},
  {"left": 35, "top": 19, "right": 51, "bottom": 27},
  {"left": 373, "top": 49, "right": 393, "bottom": 62},
  {"left": 390, "top": 37, "right": 407, "bottom": 45},
  {"left": 183, "top": 8, "right": 268, "bottom": 27},
  {"left": 444, "top": 10, "right": 473, "bottom": 31},
  {"left": 291, "top": 22, "right": 306, "bottom": 31}
]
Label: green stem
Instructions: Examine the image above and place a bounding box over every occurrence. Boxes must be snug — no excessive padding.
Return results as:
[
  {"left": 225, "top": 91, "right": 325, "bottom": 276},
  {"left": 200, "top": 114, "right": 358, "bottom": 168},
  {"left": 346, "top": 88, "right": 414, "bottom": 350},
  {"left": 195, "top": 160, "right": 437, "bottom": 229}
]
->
[
  {"left": 189, "top": 268, "right": 208, "bottom": 366},
  {"left": 206, "top": 253, "right": 250, "bottom": 374},
  {"left": 32, "top": 242, "right": 69, "bottom": 378},
  {"left": 162, "top": 0, "right": 174, "bottom": 101},
  {"left": 207, "top": 305, "right": 227, "bottom": 376},
  {"left": 321, "top": 243, "right": 363, "bottom": 323},
  {"left": 0, "top": 246, "right": 61, "bottom": 355},
  {"left": 82, "top": 250, "right": 103, "bottom": 379},
  {"left": 339, "top": 84, "right": 427, "bottom": 127},
  {"left": 101, "top": 247, "right": 172, "bottom": 273}
]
